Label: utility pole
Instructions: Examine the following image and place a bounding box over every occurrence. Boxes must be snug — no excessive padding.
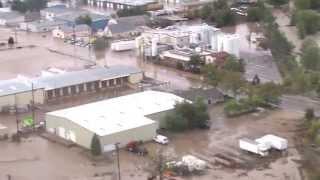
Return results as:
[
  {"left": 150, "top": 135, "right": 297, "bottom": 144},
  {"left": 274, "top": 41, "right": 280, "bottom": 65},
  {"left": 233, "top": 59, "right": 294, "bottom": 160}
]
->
[
  {"left": 14, "top": 94, "right": 19, "bottom": 134},
  {"left": 73, "top": 24, "right": 76, "bottom": 67},
  {"left": 14, "top": 28, "right": 18, "bottom": 44},
  {"left": 31, "top": 83, "right": 35, "bottom": 130},
  {"left": 115, "top": 143, "right": 121, "bottom": 180}
]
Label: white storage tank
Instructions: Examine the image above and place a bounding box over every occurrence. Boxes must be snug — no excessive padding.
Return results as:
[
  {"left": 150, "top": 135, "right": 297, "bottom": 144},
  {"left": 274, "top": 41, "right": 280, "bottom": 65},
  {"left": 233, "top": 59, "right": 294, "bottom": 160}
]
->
[
  {"left": 217, "top": 34, "right": 240, "bottom": 58},
  {"left": 151, "top": 37, "right": 158, "bottom": 57}
]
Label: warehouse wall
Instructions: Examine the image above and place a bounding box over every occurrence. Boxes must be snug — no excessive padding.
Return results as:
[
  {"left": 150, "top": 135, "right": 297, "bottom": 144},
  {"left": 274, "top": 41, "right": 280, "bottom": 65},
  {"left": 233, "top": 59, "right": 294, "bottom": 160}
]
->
[
  {"left": 99, "top": 121, "right": 158, "bottom": 150},
  {"left": 146, "top": 110, "right": 174, "bottom": 129},
  {"left": 0, "top": 95, "right": 15, "bottom": 110},
  {"left": 45, "top": 114, "right": 94, "bottom": 149},
  {"left": 0, "top": 89, "right": 45, "bottom": 111},
  {"left": 16, "top": 89, "right": 45, "bottom": 106},
  {"left": 128, "top": 72, "right": 143, "bottom": 84}
]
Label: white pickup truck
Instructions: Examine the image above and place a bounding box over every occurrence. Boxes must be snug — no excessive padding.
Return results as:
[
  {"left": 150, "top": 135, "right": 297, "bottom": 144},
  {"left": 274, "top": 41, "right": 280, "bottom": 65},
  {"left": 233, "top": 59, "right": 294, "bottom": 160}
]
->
[{"left": 239, "top": 138, "right": 270, "bottom": 157}]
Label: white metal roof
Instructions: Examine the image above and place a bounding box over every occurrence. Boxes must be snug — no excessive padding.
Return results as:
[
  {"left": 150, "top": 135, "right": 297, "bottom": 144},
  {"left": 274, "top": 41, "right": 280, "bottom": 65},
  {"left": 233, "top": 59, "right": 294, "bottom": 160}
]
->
[{"left": 47, "top": 91, "right": 186, "bottom": 136}]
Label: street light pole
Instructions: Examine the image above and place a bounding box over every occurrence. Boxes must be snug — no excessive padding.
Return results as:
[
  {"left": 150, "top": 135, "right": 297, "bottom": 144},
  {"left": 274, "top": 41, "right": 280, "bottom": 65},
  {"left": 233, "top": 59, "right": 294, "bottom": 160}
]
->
[
  {"left": 115, "top": 143, "right": 121, "bottom": 180},
  {"left": 31, "top": 83, "right": 35, "bottom": 130},
  {"left": 14, "top": 95, "right": 18, "bottom": 134}
]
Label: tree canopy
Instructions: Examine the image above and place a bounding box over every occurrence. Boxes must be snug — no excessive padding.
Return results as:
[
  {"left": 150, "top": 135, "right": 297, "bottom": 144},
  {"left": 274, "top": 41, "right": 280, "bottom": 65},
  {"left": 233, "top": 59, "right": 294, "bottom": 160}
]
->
[
  {"left": 90, "top": 134, "right": 102, "bottom": 156},
  {"left": 76, "top": 15, "right": 92, "bottom": 26},
  {"left": 268, "top": 0, "right": 289, "bottom": 6},
  {"left": 199, "top": 0, "right": 235, "bottom": 27},
  {"left": 295, "top": 0, "right": 320, "bottom": 10},
  {"left": 11, "top": 0, "right": 47, "bottom": 13},
  {"left": 164, "top": 98, "right": 210, "bottom": 132},
  {"left": 301, "top": 39, "right": 320, "bottom": 71},
  {"left": 117, "top": 7, "right": 146, "bottom": 17},
  {"left": 296, "top": 10, "right": 320, "bottom": 38}
]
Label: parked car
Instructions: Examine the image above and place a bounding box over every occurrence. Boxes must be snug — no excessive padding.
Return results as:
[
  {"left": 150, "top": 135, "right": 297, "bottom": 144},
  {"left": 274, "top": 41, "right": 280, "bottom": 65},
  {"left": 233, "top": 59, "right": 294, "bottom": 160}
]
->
[
  {"left": 153, "top": 134, "right": 169, "bottom": 145},
  {"left": 126, "top": 141, "right": 148, "bottom": 156}
]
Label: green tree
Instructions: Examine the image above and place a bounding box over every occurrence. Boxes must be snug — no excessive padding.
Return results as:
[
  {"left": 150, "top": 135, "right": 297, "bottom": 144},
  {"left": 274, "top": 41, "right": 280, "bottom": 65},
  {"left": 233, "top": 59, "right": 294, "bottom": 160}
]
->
[
  {"left": 301, "top": 39, "right": 320, "bottom": 70},
  {"left": 164, "top": 100, "right": 209, "bottom": 132},
  {"left": 199, "top": 0, "right": 235, "bottom": 27},
  {"left": 310, "top": 0, "right": 320, "bottom": 9},
  {"left": 11, "top": 0, "right": 27, "bottom": 13},
  {"left": 305, "top": 108, "right": 315, "bottom": 121},
  {"left": 117, "top": 7, "right": 145, "bottom": 17},
  {"left": 8, "top": 37, "right": 15, "bottom": 45},
  {"left": 11, "top": 0, "right": 47, "bottom": 13},
  {"left": 254, "top": 82, "right": 282, "bottom": 104},
  {"left": 247, "top": 7, "right": 264, "bottom": 22},
  {"left": 268, "top": 0, "right": 289, "bottom": 6},
  {"left": 215, "top": 9, "right": 235, "bottom": 27},
  {"left": 188, "top": 55, "right": 202, "bottom": 66},
  {"left": 165, "top": 113, "right": 188, "bottom": 132},
  {"left": 223, "top": 56, "right": 245, "bottom": 72},
  {"left": 25, "top": 0, "right": 47, "bottom": 11},
  {"left": 90, "top": 134, "right": 102, "bottom": 156},
  {"left": 200, "top": 5, "right": 212, "bottom": 20},
  {"left": 76, "top": 15, "right": 92, "bottom": 26},
  {"left": 201, "top": 64, "right": 222, "bottom": 87},
  {"left": 296, "top": 10, "right": 320, "bottom": 38},
  {"left": 295, "top": 0, "right": 311, "bottom": 9},
  {"left": 267, "top": 27, "right": 294, "bottom": 58},
  {"left": 220, "top": 71, "right": 246, "bottom": 98}
]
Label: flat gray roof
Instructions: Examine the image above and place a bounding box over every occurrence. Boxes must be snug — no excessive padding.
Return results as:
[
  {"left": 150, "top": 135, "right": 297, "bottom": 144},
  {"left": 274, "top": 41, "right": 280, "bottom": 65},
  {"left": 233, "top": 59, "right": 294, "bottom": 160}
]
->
[
  {"left": 0, "top": 11, "right": 23, "bottom": 20},
  {"left": 0, "top": 79, "right": 33, "bottom": 97},
  {"left": 97, "top": 0, "right": 156, "bottom": 6},
  {"left": 34, "top": 65, "right": 141, "bottom": 90},
  {"left": 41, "top": 5, "right": 73, "bottom": 15},
  {"left": 0, "top": 66, "right": 141, "bottom": 97}
]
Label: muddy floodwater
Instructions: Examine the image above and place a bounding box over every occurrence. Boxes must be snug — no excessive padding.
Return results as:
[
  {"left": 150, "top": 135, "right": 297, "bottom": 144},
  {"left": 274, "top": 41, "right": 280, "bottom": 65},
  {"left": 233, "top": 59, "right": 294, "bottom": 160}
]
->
[
  {"left": 0, "top": 104, "right": 305, "bottom": 180},
  {"left": 0, "top": 21, "right": 282, "bottom": 88}
]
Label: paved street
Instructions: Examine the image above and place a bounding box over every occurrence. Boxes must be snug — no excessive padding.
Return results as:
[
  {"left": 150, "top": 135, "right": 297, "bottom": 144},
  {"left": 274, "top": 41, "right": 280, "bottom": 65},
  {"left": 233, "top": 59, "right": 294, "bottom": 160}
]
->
[
  {"left": 241, "top": 51, "right": 283, "bottom": 84},
  {"left": 280, "top": 95, "right": 320, "bottom": 116}
]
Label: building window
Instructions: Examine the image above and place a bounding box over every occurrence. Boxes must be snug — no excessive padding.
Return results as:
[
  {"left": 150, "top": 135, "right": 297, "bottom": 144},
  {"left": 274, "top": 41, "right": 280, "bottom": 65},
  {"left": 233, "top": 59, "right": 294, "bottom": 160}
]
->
[
  {"left": 86, "top": 82, "right": 92, "bottom": 91},
  {"left": 47, "top": 90, "right": 53, "bottom": 99},
  {"left": 101, "top": 80, "right": 107, "bottom": 88},
  {"left": 54, "top": 89, "right": 60, "bottom": 97},
  {"left": 62, "top": 87, "right": 69, "bottom": 96},
  {"left": 109, "top": 79, "right": 114, "bottom": 86},
  {"left": 79, "top": 84, "right": 84, "bottom": 93}
]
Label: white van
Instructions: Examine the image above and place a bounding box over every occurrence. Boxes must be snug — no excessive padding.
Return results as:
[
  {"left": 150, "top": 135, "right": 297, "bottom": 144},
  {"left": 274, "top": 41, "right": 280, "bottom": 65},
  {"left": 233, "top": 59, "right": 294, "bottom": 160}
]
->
[{"left": 153, "top": 134, "right": 169, "bottom": 145}]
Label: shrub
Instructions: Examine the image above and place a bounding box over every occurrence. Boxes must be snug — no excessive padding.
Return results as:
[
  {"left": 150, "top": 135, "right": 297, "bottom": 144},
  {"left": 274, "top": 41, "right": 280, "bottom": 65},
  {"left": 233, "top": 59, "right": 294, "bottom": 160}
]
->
[
  {"left": 91, "top": 134, "right": 102, "bottom": 156},
  {"left": 305, "top": 108, "right": 315, "bottom": 121},
  {"left": 307, "top": 121, "right": 320, "bottom": 140}
]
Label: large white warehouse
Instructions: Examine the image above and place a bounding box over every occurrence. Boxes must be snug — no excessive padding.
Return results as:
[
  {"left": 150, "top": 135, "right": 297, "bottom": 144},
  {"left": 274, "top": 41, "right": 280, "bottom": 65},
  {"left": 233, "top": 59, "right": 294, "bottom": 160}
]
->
[{"left": 46, "top": 90, "right": 185, "bottom": 152}]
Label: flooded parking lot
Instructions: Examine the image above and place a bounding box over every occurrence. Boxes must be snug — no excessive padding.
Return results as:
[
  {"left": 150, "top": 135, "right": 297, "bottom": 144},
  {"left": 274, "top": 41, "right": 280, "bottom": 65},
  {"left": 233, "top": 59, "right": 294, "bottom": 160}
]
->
[{"left": 0, "top": 103, "right": 305, "bottom": 180}]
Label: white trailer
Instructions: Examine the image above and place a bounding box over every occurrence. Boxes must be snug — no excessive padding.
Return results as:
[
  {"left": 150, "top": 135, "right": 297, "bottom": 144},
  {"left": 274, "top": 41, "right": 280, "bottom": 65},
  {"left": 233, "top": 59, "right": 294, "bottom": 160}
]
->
[
  {"left": 182, "top": 155, "right": 207, "bottom": 172},
  {"left": 239, "top": 138, "right": 270, "bottom": 157},
  {"left": 111, "top": 40, "right": 136, "bottom": 51},
  {"left": 255, "top": 134, "right": 288, "bottom": 151}
]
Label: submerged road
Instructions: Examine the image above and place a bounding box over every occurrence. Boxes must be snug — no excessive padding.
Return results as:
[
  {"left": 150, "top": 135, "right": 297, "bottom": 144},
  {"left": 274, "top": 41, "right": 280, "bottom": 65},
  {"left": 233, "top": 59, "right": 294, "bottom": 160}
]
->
[{"left": 280, "top": 95, "right": 320, "bottom": 116}]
